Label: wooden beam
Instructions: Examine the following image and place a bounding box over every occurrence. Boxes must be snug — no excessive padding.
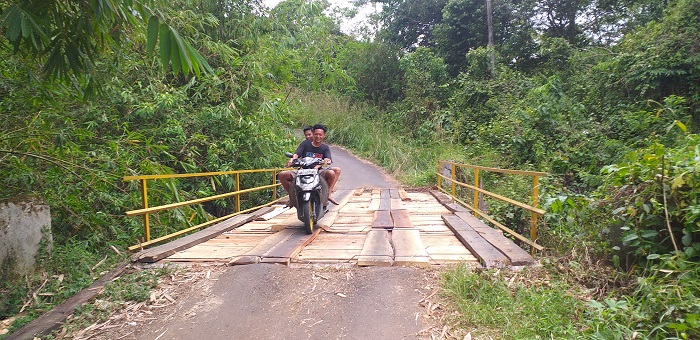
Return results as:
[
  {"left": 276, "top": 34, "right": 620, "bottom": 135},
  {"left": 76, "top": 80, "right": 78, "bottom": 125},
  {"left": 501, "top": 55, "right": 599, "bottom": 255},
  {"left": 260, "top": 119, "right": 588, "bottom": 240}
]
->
[
  {"left": 398, "top": 189, "right": 411, "bottom": 201},
  {"left": 390, "top": 209, "right": 413, "bottom": 228},
  {"left": 357, "top": 230, "right": 393, "bottom": 266},
  {"left": 378, "top": 189, "right": 391, "bottom": 211},
  {"left": 442, "top": 214, "right": 509, "bottom": 268},
  {"left": 264, "top": 227, "right": 321, "bottom": 261},
  {"left": 392, "top": 229, "right": 430, "bottom": 267},
  {"left": 455, "top": 212, "right": 534, "bottom": 266},
  {"left": 7, "top": 264, "right": 128, "bottom": 340},
  {"left": 228, "top": 228, "right": 298, "bottom": 265},
  {"left": 372, "top": 210, "right": 393, "bottom": 229}
]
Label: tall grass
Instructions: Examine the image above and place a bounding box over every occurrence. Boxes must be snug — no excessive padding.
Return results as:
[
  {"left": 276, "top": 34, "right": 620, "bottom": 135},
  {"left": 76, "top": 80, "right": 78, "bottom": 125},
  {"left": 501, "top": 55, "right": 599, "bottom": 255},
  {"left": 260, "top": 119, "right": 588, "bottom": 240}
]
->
[{"left": 286, "top": 90, "right": 475, "bottom": 186}]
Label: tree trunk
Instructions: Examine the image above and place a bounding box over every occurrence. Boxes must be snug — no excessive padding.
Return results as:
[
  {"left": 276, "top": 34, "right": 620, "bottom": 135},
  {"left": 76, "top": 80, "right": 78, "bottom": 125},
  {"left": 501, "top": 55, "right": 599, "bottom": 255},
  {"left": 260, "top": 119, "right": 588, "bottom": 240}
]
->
[{"left": 486, "top": 0, "right": 495, "bottom": 76}]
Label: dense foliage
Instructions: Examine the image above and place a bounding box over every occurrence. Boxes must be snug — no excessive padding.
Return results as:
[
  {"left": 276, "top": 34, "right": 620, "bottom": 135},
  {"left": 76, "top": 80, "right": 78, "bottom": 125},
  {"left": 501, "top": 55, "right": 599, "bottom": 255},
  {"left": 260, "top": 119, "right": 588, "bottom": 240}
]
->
[{"left": 1, "top": 0, "right": 699, "bottom": 337}]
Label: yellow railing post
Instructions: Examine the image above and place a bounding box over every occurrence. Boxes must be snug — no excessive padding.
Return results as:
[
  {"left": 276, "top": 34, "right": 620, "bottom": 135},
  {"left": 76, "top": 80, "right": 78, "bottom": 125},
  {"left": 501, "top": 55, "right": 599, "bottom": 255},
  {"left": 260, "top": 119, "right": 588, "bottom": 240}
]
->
[
  {"left": 272, "top": 170, "right": 278, "bottom": 201},
  {"left": 451, "top": 163, "right": 456, "bottom": 202},
  {"left": 530, "top": 175, "right": 540, "bottom": 255},
  {"left": 437, "top": 161, "right": 442, "bottom": 189},
  {"left": 140, "top": 179, "right": 150, "bottom": 242},
  {"left": 235, "top": 173, "right": 241, "bottom": 213},
  {"left": 473, "top": 168, "right": 480, "bottom": 212}
]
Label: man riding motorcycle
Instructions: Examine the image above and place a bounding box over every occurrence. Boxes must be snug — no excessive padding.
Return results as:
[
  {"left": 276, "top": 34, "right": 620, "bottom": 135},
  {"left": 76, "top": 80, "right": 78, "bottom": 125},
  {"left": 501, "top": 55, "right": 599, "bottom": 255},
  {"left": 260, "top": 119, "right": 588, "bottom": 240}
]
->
[{"left": 278, "top": 124, "right": 340, "bottom": 205}]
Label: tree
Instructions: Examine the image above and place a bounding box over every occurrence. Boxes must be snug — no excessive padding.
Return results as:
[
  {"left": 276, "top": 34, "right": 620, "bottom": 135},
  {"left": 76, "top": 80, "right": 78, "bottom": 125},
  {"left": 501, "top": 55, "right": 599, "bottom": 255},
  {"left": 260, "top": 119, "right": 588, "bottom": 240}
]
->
[
  {"left": 432, "top": 0, "right": 537, "bottom": 75},
  {"left": 596, "top": 0, "right": 700, "bottom": 122},
  {"left": 534, "top": 0, "right": 588, "bottom": 45},
  {"left": 375, "top": 0, "right": 448, "bottom": 50},
  {"left": 268, "top": 0, "right": 353, "bottom": 91},
  {"left": 1, "top": 0, "right": 212, "bottom": 95},
  {"left": 338, "top": 40, "right": 403, "bottom": 106}
]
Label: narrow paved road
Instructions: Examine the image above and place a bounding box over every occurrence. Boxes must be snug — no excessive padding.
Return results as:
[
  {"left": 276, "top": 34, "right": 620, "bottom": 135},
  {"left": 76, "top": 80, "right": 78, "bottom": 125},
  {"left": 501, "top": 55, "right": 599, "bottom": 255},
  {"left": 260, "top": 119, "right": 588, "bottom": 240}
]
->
[{"left": 116, "top": 145, "right": 441, "bottom": 340}]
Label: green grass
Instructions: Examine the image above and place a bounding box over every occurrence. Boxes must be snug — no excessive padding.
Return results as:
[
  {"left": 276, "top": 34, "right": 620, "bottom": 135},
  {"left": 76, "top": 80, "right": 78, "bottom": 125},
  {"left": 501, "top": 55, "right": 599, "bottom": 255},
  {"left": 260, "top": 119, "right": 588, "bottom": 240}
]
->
[{"left": 441, "top": 264, "right": 586, "bottom": 339}]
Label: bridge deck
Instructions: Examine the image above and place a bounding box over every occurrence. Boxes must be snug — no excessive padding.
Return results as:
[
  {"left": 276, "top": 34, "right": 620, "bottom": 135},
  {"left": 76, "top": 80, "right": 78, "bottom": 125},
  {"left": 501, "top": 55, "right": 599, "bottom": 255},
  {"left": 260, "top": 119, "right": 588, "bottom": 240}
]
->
[{"left": 142, "top": 188, "right": 535, "bottom": 268}]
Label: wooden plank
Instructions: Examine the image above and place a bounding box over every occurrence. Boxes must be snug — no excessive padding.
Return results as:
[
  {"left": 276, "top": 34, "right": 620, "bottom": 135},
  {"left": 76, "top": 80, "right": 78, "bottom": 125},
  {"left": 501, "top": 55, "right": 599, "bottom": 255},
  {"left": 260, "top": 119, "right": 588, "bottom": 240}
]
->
[
  {"left": 429, "top": 190, "right": 470, "bottom": 213},
  {"left": 132, "top": 212, "right": 267, "bottom": 263},
  {"left": 264, "top": 227, "right": 321, "bottom": 260},
  {"left": 354, "top": 188, "right": 365, "bottom": 196},
  {"left": 378, "top": 189, "right": 391, "bottom": 211},
  {"left": 228, "top": 228, "right": 299, "bottom": 265},
  {"left": 270, "top": 213, "right": 303, "bottom": 231},
  {"left": 390, "top": 189, "right": 399, "bottom": 199},
  {"left": 332, "top": 215, "right": 374, "bottom": 225},
  {"left": 398, "top": 189, "right": 411, "bottom": 201},
  {"left": 7, "top": 264, "right": 128, "bottom": 340},
  {"left": 455, "top": 211, "right": 534, "bottom": 266},
  {"left": 297, "top": 249, "right": 360, "bottom": 261},
  {"left": 421, "top": 234, "right": 470, "bottom": 248},
  {"left": 260, "top": 256, "right": 290, "bottom": 265},
  {"left": 392, "top": 229, "right": 430, "bottom": 267},
  {"left": 372, "top": 210, "right": 393, "bottom": 229},
  {"left": 367, "top": 198, "right": 380, "bottom": 211},
  {"left": 321, "top": 224, "right": 370, "bottom": 233},
  {"left": 429, "top": 254, "right": 480, "bottom": 263},
  {"left": 304, "top": 234, "right": 365, "bottom": 250},
  {"left": 166, "top": 243, "right": 257, "bottom": 260},
  {"left": 408, "top": 215, "right": 445, "bottom": 222},
  {"left": 391, "top": 198, "right": 402, "bottom": 210},
  {"left": 442, "top": 214, "right": 508, "bottom": 268},
  {"left": 390, "top": 209, "right": 413, "bottom": 228},
  {"left": 357, "top": 230, "right": 393, "bottom": 266},
  {"left": 257, "top": 205, "right": 290, "bottom": 220},
  {"left": 229, "top": 255, "right": 260, "bottom": 265}
]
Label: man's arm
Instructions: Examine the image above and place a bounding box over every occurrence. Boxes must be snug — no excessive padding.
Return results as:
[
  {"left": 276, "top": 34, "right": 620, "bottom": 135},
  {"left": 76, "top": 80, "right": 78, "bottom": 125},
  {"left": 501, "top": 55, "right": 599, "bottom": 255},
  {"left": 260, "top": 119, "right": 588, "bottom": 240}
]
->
[
  {"left": 323, "top": 144, "right": 332, "bottom": 165},
  {"left": 294, "top": 140, "right": 310, "bottom": 158},
  {"left": 286, "top": 140, "right": 309, "bottom": 167}
]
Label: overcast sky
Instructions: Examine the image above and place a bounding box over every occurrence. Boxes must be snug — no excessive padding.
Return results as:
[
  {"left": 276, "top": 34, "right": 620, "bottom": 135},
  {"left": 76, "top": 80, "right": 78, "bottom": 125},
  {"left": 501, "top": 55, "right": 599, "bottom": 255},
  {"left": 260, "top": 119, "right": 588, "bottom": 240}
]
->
[{"left": 262, "top": 0, "right": 380, "bottom": 36}]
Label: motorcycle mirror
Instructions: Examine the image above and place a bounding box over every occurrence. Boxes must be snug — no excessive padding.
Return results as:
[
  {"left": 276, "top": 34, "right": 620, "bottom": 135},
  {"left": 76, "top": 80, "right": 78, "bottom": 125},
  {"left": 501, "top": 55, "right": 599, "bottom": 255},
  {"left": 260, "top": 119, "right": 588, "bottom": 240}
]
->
[{"left": 284, "top": 152, "right": 294, "bottom": 158}]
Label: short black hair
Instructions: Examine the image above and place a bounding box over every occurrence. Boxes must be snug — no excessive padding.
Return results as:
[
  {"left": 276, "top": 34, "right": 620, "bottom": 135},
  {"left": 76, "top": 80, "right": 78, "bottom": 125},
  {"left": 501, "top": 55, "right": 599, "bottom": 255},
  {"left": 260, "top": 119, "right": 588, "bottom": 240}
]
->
[
  {"left": 302, "top": 126, "right": 313, "bottom": 133},
  {"left": 312, "top": 124, "right": 327, "bottom": 133}
]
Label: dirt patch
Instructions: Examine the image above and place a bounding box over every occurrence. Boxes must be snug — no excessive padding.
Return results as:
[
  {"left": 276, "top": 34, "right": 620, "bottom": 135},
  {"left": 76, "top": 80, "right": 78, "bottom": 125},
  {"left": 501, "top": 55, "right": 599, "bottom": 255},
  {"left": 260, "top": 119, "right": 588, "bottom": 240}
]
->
[
  {"left": 60, "top": 263, "right": 459, "bottom": 340},
  {"left": 53, "top": 263, "right": 226, "bottom": 339}
]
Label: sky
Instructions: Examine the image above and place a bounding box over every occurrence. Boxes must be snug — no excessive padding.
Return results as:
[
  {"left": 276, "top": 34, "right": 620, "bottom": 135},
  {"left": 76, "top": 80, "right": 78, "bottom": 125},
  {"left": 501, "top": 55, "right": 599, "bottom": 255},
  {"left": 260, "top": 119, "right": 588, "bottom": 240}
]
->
[{"left": 261, "top": 0, "right": 380, "bottom": 36}]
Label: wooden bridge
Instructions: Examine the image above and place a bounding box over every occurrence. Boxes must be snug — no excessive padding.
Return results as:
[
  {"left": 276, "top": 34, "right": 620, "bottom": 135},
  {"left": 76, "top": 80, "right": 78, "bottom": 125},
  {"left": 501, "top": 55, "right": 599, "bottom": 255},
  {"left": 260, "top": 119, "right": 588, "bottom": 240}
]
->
[{"left": 130, "top": 187, "right": 536, "bottom": 268}]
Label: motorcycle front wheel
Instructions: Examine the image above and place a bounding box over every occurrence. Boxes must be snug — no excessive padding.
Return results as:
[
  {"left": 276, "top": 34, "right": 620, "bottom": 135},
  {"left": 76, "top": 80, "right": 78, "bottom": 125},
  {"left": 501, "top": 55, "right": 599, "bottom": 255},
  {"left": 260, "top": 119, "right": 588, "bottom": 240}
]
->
[{"left": 302, "top": 199, "right": 315, "bottom": 234}]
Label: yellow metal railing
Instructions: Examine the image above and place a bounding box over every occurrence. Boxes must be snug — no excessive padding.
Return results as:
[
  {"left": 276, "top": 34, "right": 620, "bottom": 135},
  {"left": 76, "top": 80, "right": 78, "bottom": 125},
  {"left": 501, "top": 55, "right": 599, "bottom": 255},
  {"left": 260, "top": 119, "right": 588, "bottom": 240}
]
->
[
  {"left": 437, "top": 161, "right": 547, "bottom": 254},
  {"left": 124, "top": 168, "right": 285, "bottom": 251}
]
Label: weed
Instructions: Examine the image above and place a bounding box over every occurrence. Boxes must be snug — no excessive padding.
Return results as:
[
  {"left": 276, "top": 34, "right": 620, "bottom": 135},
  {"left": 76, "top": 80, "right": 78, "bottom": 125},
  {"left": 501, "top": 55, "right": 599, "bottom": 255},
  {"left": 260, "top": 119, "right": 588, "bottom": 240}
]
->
[{"left": 440, "top": 264, "right": 586, "bottom": 339}]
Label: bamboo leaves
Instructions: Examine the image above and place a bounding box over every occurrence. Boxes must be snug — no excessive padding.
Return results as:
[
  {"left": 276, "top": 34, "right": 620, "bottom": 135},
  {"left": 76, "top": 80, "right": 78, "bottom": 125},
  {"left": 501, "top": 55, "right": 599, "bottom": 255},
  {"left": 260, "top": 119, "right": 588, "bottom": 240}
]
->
[
  {"left": 0, "top": 0, "right": 212, "bottom": 89},
  {"left": 147, "top": 15, "right": 212, "bottom": 77}
]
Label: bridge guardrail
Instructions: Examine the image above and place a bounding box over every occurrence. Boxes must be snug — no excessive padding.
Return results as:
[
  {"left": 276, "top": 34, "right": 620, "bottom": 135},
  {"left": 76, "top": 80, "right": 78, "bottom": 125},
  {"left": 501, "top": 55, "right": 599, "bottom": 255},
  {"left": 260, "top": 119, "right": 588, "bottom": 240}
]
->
[
  {"left": 437, "top": 161, "right": 547, "bottom": 254},
  {"left": 124, "top": 168, "right": 286, "bottom": 251}
]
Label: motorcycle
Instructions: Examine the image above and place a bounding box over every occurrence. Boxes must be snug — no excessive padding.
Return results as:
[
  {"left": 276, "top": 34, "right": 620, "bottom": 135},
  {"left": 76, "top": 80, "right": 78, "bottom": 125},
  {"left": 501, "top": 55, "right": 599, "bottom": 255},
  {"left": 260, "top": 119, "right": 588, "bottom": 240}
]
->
[{"left": 284, "top": 152, "right": 330, "bottom": 234}]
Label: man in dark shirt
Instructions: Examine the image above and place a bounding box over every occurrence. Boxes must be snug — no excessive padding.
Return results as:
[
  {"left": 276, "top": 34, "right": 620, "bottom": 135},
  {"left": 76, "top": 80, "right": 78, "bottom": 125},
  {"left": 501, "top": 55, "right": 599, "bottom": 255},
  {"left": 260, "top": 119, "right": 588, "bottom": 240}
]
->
[
  {"left": 303, "top": 125, "right": 313, "bottom": 141},
  {"left": 279, "top": 124, "right": 340, "bottom": 205}
]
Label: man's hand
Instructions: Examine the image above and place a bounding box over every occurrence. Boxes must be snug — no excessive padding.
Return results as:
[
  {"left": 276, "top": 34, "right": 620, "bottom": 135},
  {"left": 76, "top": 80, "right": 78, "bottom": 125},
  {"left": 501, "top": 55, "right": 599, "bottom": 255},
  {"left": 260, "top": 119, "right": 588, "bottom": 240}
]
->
[
  {"left": 323, "top": 158, "right": 332, "bottom": 165},
  {"left": 286, "top": 154, "right": 299, "bottom": 167}
]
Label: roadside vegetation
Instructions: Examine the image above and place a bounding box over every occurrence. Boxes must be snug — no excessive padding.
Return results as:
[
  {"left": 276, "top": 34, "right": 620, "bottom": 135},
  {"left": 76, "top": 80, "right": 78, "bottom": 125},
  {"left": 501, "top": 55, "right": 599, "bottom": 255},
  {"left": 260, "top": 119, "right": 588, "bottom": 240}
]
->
[{"left": 1, "top": 0, "right": 699, "bottom": 338}]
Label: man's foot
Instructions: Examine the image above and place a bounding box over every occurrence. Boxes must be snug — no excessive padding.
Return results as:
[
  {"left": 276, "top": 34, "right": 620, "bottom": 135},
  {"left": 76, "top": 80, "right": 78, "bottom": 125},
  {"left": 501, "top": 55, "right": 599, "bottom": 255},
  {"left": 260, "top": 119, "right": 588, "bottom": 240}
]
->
[{"left": 328, "top": 196, "right": 339, "bottom": 205}]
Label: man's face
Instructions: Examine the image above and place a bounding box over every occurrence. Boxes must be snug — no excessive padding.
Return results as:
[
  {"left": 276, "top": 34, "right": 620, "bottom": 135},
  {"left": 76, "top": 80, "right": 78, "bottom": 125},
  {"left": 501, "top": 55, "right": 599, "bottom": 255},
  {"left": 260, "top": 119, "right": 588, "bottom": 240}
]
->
[
  {"left": 313, "top": 129, "right": 326, "bottom": 143},
  {"left": 304, "top": 129, "right": 313, "bottom": 141}
]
